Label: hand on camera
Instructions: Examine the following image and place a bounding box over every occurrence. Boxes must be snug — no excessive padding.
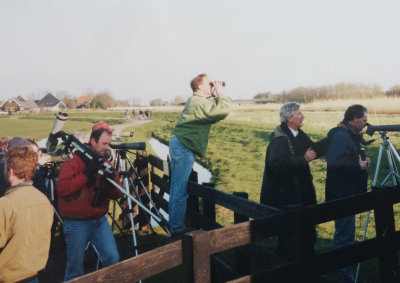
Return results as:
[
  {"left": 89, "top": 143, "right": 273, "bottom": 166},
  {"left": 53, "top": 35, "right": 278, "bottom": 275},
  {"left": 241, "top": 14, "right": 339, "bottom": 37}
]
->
[
  {"left": 83, "top": 162, "right": 102, "bottom": 178},
  {"left": 304, "top": 148, "right": 317, "bottom": 162},
  {"left": 359, "top": 155, "right": 370, "bottom": 170},
  {"left": 38, "top": 152, "right": 52, "bottom": 165}
]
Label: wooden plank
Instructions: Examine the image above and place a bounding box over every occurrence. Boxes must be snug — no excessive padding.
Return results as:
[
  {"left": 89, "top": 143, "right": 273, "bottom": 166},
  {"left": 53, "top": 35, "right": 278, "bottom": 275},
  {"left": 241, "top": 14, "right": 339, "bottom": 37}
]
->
[
  {"left": 151, "top": 191, "right": 169, "bottom": 212},
  {"left": 226, "top": 275, "right": 251, "bottom": 283},
  {"left": 148, "top": 154, "right": 165, "bottom": 171},
  {"left": 67, "top": 240, "right": 183, "bottom": 283},
  {"left": 150, "top": 172, "right": 170, "bottom": 194},
  {"left": 249, "top": 238, "right": 382, "bottom": 283},
  {"left": 187, "top": 209, "right": 223, "bottom": 230},
  {"left": 188, "top": 182, "right": 282, "bottom": 219},
  {"left": 210, "top": 254, "right": 240, "bottom": 282},
  {"left": 203, "top": 183, "right": 216, "bottom": 222},
  {"left": 233, "top": 192, "right": 249, "bottom": 223},
  {"left": 249, "top": 190, "right": 400, "bottom": 237},
  {"left": 203, "top": 222, "right": 252, "bottom": 255}
]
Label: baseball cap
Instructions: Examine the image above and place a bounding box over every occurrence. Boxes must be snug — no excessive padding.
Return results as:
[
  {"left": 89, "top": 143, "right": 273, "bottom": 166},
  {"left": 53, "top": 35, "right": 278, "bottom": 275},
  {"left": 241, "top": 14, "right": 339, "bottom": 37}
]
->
[
  {"left": 7, "top": 137, "right": 32, "bottom": 150},
  {"left": 92, "top": 121, "right": 114, "bottom": 132}
]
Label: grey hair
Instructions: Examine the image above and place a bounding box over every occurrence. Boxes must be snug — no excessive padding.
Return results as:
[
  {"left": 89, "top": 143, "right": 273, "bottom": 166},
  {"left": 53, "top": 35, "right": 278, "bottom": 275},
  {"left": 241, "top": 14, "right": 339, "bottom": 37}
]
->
[{"left": 280, "top": 102, "right": 300, "bottom": 123}]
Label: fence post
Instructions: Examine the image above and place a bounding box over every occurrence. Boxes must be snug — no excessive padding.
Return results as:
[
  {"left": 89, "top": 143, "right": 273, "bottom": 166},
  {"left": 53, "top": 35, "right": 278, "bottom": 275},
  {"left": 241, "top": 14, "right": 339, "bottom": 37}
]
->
[
  {"left": 232, "top": 192, "right": 251, "bottom": 276},
  {"left": 187, "top": 170, "right": 199, "bottom": 213},
  {"left": 203, "top": 183, "right": 216, "bottom": 222},
  {"left": 373, "top": 186, "right": 400, "bottom": 283},
  {"left": 182, "top": 230, "right": 211, "bottom": 283},
  {"left": 285, "top": 204, "right": 311, "bottom": 282},
  {"left": 233, "top": 192, "right": 249, "bottom": 224}
]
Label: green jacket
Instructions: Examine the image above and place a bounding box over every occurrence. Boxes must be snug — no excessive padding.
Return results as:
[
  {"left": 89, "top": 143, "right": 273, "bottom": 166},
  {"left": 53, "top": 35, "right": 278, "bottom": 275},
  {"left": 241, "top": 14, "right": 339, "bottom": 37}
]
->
[{"left": 173, "top": 92, "right": 231, "bottom": 157}]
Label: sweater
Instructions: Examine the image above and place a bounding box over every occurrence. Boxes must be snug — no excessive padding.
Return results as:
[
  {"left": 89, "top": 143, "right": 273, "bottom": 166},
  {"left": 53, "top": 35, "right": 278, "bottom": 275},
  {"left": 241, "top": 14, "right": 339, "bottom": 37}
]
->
[
  {"left": 173, "top": 92, "right": 231, "bottom": 157},
  {"left": 57, "top": 153, "right": 124, "bottom": 218},
  {"left": 0, "top": 185, "right": 53, "bottom": 283}
]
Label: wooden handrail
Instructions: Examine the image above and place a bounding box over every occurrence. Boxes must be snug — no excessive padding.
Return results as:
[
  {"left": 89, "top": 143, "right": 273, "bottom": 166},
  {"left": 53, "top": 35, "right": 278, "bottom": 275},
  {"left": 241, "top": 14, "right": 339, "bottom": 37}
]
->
[{"left": 67, "top": 240, "right": 182, "bottom": 283}]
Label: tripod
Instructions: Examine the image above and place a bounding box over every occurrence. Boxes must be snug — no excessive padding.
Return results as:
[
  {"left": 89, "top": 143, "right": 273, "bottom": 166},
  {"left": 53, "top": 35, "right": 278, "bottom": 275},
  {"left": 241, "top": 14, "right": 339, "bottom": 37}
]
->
[
  {"left": 42, "top": 161, "right": 64, "bottom": 236},
  {"left": 112, "top": 148, "right": 171, "bottom": 243},
  {"left": 355, "top": 131, "right": 400, "bottom": 282},
  {"left": 111, "top": 149, "right": 149, "bottom": 257}
]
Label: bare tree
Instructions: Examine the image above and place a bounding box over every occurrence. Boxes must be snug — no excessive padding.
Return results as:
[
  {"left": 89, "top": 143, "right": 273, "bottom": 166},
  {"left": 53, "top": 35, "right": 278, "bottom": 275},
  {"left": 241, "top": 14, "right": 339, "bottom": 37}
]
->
[
  {"left": 174, "top": 96, "right": 186, "bottom": 105},
  {"left": 387, "top": 85, "right": 400, "bottom": 96},
  {"left": 56, "top": 91, "right": 77, "bottom": 109}
]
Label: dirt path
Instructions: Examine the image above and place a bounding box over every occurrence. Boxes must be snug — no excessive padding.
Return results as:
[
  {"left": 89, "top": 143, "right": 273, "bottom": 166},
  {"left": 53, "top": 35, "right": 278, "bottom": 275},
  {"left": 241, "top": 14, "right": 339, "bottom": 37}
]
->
[{"left": 111, "top": 119, "right": 152, "bottom": 137}]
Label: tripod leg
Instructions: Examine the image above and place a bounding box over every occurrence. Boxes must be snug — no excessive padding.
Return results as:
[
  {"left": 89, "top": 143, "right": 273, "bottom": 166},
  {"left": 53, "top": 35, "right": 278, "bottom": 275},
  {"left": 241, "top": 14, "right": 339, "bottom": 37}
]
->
[
  {"left": 127, "top": 156, "right": 162, "bottom": 219},
  {"left": 106, "top": 211, "right": 130, "bottom": 242},
  {"left": 355, "top": 143, "right": 384, "bottom": 283},
  {"left": 128, "top": 177, "right": 155, "bottom": 234},
  {"left": 106, "top": 178, "right": 171, "bottom": 236},
  {"left": 111, "top": 200, "right": 117, "bottom": 232},
  {"left": 386, "top": 148, "right": 398, "bottom": 185},
  {"left": 121, "top": 158, "right": 140, "bottom": 257},
  {"left": 356, "top": 140, "right": 400, "bottom": 283},
  {"left": 129, "top": 164, "right": 167, "bottom": 229},
  {"left": 86, "top": 241, "right": 102, "bottom": 271},
  {"left": 124, "top": 183, "right": 139, "bottom": 257}
]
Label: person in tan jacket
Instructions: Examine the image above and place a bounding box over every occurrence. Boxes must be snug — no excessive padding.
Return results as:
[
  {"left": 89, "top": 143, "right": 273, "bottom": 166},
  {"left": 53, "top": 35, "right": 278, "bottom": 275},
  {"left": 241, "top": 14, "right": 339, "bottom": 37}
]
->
[{"left": 0, "top": 145, "right": 53, "bottom": 283}]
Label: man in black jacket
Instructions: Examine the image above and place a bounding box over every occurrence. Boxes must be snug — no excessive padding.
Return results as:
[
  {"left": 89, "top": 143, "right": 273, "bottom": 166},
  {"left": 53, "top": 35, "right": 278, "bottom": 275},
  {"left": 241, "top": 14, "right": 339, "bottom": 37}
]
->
[
  {"left": 326, "top": 104, "right": 370, "bottom": 283},
  {"left": 260, "top": 102, "right": 327, "bottom": 258}
]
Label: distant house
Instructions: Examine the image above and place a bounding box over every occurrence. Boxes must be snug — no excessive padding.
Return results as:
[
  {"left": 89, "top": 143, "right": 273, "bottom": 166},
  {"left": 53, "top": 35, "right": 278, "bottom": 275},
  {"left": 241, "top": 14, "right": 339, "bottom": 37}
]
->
[
  {"left": 76, "top": 95, "right": 94, "bottom": 109},
  {"left": 37, "top": 93, "right": 66, "bottom": 111},
  {"left": 0, "top": 97, "right": 24, "bottom": 112},
  {"left": 0, "top": 97, "right": 40, "bottom": 113}
]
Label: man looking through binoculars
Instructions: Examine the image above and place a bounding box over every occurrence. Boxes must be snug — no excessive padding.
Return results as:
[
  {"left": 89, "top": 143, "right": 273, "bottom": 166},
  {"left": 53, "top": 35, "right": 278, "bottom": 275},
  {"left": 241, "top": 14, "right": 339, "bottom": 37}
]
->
[
  {"left": 57, "top": 122, "right": 124, "bottom": 281},
  {"left": 168, "top": 74, "right": 231, "bottom": 236}
]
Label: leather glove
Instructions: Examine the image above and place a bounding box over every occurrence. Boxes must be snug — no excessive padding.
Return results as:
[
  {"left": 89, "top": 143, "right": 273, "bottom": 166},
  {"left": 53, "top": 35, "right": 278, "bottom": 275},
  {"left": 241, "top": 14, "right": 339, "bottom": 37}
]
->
[{"left": 83, "top": 161, "right": 102, "bottom": 178}]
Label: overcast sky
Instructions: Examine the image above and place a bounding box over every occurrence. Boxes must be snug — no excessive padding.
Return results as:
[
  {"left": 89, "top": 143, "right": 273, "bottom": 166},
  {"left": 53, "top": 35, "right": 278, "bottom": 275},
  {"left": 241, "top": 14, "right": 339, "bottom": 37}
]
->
[{"left": 0, "top": 0, "right": 399, "bottom": 104}]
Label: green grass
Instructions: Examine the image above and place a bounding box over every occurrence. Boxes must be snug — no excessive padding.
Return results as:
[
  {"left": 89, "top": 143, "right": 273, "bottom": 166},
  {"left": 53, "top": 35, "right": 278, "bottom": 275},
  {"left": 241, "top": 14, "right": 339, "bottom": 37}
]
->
[
  {"left": 0, "top": 110, "right": 128, "bottom": 141},
  {"left": 3, "top": 109, "right": 400, "bottom": 282},
  {"left": 141, "top": 109, "right": 400, "bottom": 282}
]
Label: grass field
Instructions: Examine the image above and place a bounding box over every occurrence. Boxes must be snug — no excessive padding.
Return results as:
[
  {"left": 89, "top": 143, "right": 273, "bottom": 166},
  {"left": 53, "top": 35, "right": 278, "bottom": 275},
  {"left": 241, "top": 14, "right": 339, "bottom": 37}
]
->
[{"left": 2, "top": 99, "right": 400, "bottom": 282}]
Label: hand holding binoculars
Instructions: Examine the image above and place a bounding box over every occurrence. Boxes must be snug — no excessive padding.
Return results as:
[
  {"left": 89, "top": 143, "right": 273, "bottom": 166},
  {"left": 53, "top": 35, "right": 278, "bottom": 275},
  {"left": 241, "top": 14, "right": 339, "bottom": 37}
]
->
[{"left": 209, "top": 81, "right": 226, "bottom": 87}]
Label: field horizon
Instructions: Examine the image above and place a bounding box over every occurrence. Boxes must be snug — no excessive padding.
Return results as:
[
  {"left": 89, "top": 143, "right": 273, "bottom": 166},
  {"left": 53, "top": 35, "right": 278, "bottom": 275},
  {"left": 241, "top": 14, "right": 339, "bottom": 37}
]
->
[{"left": 2, "top": 97, "right": 400, "bottom": 282}]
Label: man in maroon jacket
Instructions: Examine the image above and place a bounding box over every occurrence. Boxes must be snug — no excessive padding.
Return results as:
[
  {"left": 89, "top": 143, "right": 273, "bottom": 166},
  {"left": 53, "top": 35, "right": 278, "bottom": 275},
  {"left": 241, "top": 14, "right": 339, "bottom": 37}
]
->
[{"left": 57, "top": 122, "right": 124, "bottom": 281}]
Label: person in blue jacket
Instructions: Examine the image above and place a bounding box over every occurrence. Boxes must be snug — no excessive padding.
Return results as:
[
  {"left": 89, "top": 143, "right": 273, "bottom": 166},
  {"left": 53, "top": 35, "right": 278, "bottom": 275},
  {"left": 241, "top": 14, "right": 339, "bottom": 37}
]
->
[{"left": 325, "top": 104, "right": 370, "bottom": 283}]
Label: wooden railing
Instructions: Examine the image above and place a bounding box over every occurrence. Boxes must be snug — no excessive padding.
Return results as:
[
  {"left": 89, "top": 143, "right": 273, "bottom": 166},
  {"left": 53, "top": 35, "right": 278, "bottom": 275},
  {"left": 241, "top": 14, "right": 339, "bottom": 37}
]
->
[{"left": 68, "top": 154, "right": 400, "bottom": 283}]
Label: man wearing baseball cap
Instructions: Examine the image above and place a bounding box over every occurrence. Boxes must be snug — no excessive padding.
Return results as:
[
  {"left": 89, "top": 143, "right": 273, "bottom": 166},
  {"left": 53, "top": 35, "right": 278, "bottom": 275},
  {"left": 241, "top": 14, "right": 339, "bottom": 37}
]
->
[
  {"left": 57, "top": 121, "right": 123, "bottom": 281},
  {"left": 0, "top": 137, "right": 47, "bottom": 196}
]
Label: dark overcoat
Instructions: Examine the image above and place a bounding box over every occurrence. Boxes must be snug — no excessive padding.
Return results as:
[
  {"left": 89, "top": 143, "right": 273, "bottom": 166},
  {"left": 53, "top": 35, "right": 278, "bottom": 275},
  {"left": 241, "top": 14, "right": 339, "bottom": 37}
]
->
[
  {"left": 260, "top": 123, "right": 327, "bottom": 209},
  {"left": 325, "top": 120, "right": 368, "bottom": 201}
]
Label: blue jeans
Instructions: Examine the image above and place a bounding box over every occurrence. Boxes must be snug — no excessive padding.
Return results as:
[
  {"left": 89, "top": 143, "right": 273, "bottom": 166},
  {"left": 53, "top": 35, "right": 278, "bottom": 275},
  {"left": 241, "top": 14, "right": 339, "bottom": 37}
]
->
[
  {"left": 168, "top": 136, "right": 195, "bottom": 234},
  {"left": 63, "top": 215, "right": 119, "bottom": 281},
  {"left": 334, "top": 215, "right": 355, "bottom": 283}
]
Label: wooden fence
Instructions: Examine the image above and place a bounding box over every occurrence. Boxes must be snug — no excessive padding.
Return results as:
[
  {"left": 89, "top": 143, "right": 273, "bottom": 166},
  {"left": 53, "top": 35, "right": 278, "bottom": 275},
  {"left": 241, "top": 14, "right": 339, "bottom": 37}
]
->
[{"left": 68, "top": 154, "right": 400, "bottom": 283}]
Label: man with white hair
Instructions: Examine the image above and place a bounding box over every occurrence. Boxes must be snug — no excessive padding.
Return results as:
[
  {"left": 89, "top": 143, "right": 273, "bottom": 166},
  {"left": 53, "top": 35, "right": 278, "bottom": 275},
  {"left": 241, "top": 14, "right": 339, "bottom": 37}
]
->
[{"left": 260, "top": 102, "right": 327, "bottom": 259}]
